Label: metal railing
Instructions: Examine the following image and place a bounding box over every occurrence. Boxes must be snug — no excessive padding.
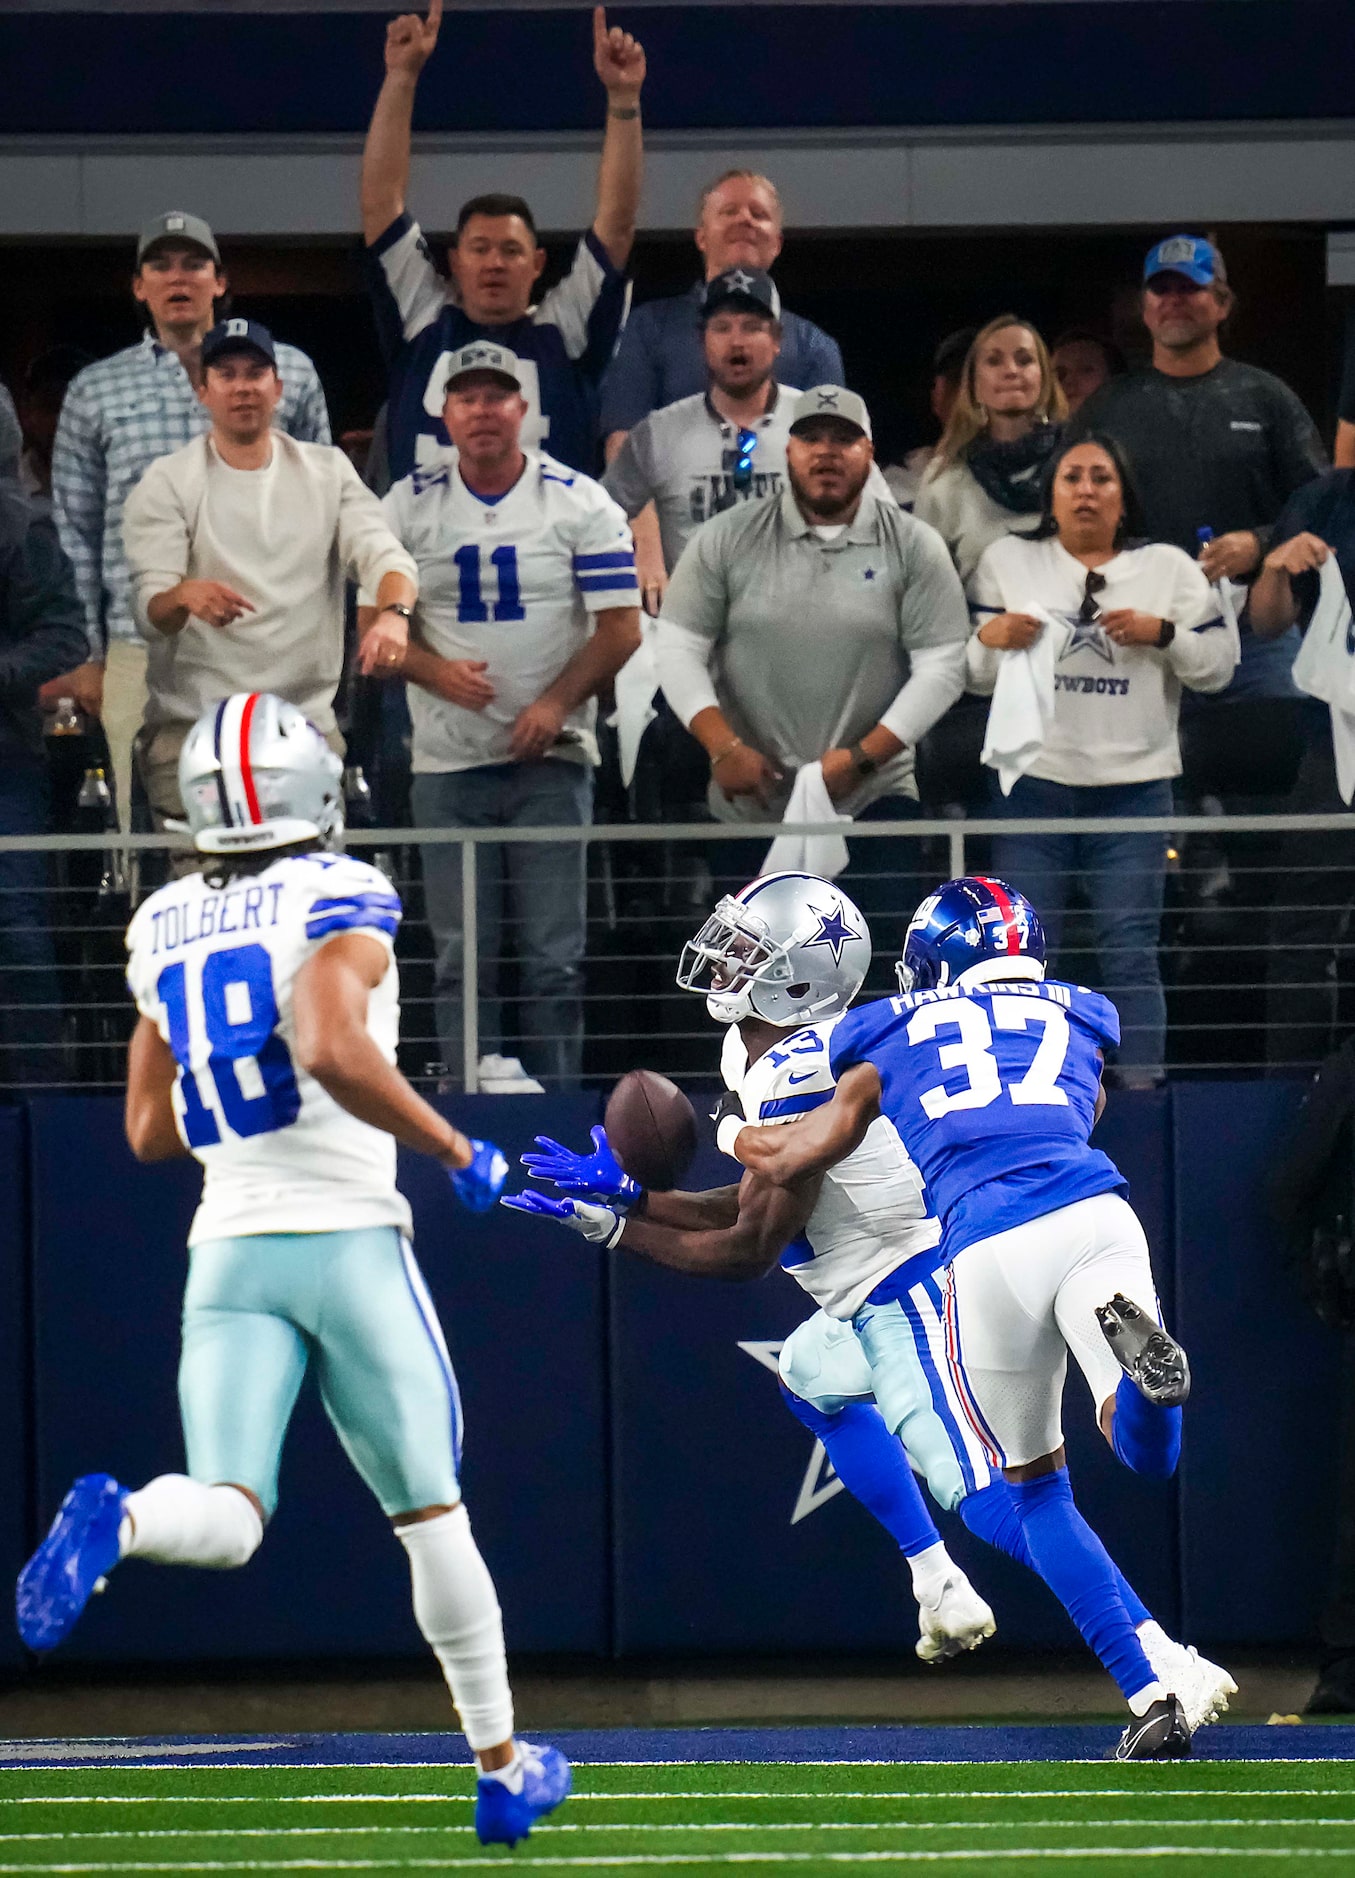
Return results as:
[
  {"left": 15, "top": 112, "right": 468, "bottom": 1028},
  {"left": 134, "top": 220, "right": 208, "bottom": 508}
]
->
[{"left": 2, "top": 811, "right": 1353, "bottom": 1094}]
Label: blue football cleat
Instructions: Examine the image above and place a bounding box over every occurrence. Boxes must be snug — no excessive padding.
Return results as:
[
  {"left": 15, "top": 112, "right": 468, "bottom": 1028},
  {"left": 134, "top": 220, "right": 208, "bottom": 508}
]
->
[
  {"left": 16, "top": 1473, "right": 128, "bottom": 1652},
  {"left": 474, "top": 1740, "right": 572, "bottom": 1846}
]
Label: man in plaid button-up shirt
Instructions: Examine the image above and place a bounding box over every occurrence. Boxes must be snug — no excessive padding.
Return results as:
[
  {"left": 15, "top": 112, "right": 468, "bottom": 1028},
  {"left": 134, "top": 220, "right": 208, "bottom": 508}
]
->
[{"left": 48, "top": 211, "right": 330, "bottom": 826}]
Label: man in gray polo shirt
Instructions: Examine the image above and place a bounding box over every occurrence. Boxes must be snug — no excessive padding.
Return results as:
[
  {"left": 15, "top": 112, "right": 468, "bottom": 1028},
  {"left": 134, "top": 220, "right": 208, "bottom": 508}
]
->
[{"left": 656, "top": 385, "right": 968, "bottom": 949}]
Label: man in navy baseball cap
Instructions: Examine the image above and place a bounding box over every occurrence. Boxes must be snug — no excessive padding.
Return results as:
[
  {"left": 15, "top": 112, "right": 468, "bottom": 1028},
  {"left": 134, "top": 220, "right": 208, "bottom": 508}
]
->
[{"left": 200, "top": 318, "right": 278, "bottom": 373}]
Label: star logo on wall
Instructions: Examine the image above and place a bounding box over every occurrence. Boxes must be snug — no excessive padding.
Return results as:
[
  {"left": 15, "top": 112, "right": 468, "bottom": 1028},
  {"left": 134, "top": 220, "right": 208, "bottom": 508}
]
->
[
  {"left": 738, "top": 1341, "right": 846, "bottom": 1524},
  {"left": 804, "top": 903, "right": 859, "bottom": 966}
]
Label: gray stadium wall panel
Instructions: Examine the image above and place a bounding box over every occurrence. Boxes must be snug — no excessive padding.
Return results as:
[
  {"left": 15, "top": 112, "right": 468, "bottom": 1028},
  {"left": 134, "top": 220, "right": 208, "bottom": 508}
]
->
[{"left": 7, "top": 126, "right": 1355, "bottom": 239}]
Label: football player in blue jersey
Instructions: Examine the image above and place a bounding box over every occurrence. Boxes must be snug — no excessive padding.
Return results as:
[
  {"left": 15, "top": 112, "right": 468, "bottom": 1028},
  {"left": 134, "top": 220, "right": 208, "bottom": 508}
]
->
[
  {"left": 506, "top": 874, "right": 1231, "bottom": 1737},
  {"left": 15, "top": 694, "right": 566, "bottom": 1848},
  {"left": 736, "top": 875, "right": 1233, "bottom": 1759}
]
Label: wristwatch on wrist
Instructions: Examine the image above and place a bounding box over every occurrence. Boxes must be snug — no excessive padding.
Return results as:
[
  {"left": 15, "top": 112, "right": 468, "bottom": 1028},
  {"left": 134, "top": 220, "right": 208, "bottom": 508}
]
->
[
  {"left": 1156, "top": 618, "right": 1176, "bottom": 648},
  {"left": 848, "top": 741, "right": 880, "bottom": 777},
  {"left": 380, "top": 602, "right": 413, "bottom": 622}
]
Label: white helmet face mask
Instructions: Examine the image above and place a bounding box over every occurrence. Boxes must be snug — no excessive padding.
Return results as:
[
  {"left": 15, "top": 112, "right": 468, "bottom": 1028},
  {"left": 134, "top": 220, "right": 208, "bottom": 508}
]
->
[
  {"left": 178, "top": 692, "right": 344, "bottom": 856},
  {"left": 676, "top": 872, "right": 872, "bottom": 1029}
]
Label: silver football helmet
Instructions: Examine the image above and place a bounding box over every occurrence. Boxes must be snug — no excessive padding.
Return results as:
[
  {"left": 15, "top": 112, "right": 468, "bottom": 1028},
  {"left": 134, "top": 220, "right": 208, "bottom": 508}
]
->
[
  {"left": 178, "top": 692, "right": 343, "bottom": 855},
  {"left": 676, "top": 872, "right": 872, "bottom": 1027}
]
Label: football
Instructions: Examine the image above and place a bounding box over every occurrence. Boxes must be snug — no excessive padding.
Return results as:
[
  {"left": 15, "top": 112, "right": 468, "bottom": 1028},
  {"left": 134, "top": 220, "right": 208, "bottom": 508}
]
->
[{"left": 604, "top": 1069, "right": 699, "bottom": 1192}]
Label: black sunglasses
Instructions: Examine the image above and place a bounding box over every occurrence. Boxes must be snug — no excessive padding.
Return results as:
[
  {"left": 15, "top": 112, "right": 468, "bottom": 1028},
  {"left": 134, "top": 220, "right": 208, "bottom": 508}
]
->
[{"left": 1079, "top": 570, "right": 1107, "bottom": 622}]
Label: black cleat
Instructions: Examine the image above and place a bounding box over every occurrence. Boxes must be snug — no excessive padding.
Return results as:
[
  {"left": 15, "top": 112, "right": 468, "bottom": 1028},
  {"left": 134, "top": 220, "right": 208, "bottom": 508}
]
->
[
  {"left": 1111, "top": 1693, "right": 1193, "bottom": 1761},
  {"left": 1096, "top": 1293, "right": 1191, "bottom": 1407}
]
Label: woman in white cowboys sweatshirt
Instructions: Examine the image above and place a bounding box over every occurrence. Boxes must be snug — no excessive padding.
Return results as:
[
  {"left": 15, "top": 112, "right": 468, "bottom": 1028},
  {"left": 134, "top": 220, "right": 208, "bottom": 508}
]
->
[{"left": 965, "top": 432, "right": 1237, "bottom": 1086}]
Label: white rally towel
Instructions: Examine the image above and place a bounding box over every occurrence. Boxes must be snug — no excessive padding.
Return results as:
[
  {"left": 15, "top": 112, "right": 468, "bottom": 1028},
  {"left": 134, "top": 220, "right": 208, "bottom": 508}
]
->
[
  {"left": 606, "top": 622, "right": 659, "bottom": 789},
  {"left": 980, "top": 605, "right": 1072, "bottom": 796},
  {"left": 760, "top": 761, "right": 851, "bottom": 880},
  {"left": 1291, "top": 556, "right": 1355, "bottom": 803}
]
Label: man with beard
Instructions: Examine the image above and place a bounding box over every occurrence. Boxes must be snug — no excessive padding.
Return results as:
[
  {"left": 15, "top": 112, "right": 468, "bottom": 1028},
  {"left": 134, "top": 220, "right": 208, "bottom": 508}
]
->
[
  {"left": 603, "top": 269, "right": 795, "bottom": 597},
  {"left": 655, "top": 386, "right": 968, "bottom": 952}
]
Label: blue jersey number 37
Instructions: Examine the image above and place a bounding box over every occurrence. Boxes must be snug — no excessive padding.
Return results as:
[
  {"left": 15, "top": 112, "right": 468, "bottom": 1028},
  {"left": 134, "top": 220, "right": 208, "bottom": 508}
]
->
[
  {"left": 907, "top": 996, "right": 1071, "bottom": 1118},
  {"left": 157, "top": 943, "right": 301, "bottom": 1148}
]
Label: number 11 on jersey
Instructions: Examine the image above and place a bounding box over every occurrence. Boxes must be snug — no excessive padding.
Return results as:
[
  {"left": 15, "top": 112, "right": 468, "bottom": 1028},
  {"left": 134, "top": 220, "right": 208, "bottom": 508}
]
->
[{"left": 453, "top": 544, "right": 525, "bottom": 623}]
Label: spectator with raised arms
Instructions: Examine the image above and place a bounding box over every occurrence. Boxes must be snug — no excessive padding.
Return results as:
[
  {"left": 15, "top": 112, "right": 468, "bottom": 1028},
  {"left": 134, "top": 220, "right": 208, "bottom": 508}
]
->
[{"left": 362, "top": 0, "right": 645, "bottom": 482}]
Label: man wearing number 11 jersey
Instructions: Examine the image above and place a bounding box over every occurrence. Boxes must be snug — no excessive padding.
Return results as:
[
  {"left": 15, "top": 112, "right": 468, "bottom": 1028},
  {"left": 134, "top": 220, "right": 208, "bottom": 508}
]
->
[
  {"left": 16, "top": 693, "right": 570, "bottom": 1848},
  {"left": 738, "top": 875, "right": 1232, "bottom": 1758},
  {"left": 381, "top": 341, "right": 641, "bottom": 1089}
]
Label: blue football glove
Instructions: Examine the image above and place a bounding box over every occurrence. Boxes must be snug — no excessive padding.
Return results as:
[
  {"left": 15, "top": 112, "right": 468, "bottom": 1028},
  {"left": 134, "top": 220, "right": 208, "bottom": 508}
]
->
[
  {"left": 500, "top": 1188, "right": 626, "bottom": 1248},
  {"left": 519, "top": 1125, "right": 643, "bottom": 1211},
  {"left": 449, "top": 1138, "right": 510, "bottom": 1214}
]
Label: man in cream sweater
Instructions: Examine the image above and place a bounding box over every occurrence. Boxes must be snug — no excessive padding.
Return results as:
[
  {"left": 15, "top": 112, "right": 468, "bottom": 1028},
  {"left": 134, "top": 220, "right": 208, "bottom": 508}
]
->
[{"left": 123, "top": 319, "right": 418, "bottom": 829}]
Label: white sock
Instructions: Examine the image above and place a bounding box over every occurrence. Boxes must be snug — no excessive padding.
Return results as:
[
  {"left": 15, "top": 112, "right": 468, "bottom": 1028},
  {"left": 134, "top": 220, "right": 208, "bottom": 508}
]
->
[
  {"left": 907, "top": 1539, "right": 953, "bottom": 1602},
  {"left": 1127, "top": 1678, "right": 1168, "bottom": 1716},
  {"left": 118, "top": 1475, "right": 262, "bottom": 1569},
  {"left": 396, "top": 1504, "right": 514, "bottom": 1753},
  {"left": 480, "top": 1751, "right": 525, "bottom": 1793}
]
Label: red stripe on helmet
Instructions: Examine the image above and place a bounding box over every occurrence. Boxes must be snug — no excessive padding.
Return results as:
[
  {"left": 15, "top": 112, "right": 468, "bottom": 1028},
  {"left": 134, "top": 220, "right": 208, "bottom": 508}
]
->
[
  {"left": 238, "top": 693, "right": 263, "bottom": 825},
  {"left": 975, "top": 874, "right": 1021, "bottom": 954}
]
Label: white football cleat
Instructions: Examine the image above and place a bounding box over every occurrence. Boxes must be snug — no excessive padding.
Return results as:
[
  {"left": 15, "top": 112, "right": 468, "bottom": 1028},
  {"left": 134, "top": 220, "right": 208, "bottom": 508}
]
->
[
  {"left": 915, "top": 1572, "right": 996, "bottom": 1664},
  {"left": 1139, "top": 1625, "right": 1237, "bottom": 1732}
]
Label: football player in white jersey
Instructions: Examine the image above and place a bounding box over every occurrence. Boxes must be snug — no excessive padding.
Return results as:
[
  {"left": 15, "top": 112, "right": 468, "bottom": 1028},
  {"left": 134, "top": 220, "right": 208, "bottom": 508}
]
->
[
  {"left": 507, "top": 872, "right": 996, "bottom": 1662},
  {"left": 16, "top": 693, "right": 569, "bottom": 1849}
]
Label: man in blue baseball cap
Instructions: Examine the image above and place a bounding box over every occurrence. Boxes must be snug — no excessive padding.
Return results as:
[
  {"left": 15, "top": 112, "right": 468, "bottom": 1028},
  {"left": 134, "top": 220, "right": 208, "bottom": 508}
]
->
[{"left": 1069, "top": 233, "right": 1324, "bottom": 590}]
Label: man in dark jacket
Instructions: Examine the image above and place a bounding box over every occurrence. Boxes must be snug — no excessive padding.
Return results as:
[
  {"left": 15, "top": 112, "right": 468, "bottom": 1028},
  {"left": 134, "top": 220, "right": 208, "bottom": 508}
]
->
[{"left": 0, "top": 482, "right": 88, "bottom": 1086}]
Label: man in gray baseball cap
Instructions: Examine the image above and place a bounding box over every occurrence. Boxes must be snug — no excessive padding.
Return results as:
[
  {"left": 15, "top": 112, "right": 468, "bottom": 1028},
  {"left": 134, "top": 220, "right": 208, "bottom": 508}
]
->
[
  {"left": 43, "top": 214, "right": 332, "bottom": 830},
  {"left": 135, "top": 211, "right": 222, "bottom": 269}
]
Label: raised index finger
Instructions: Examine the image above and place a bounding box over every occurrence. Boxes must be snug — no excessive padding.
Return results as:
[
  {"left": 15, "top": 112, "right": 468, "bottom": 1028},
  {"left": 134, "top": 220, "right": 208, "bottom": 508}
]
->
[
  {"left": 426, "top": 0, "right": 443, "bottom": 40},
  {"left": 593, "top": 5, "right": 608, "bottom": 53}
]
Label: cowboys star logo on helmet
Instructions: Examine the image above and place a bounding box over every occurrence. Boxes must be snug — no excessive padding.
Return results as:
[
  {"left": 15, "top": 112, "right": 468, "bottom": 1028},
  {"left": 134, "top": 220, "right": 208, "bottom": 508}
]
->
[
  {"left": 803, "top": 903, "right": 859, "bottom": 967},
  {"left": 676, "top": 873, "right": 871, "bottom": 1029}
]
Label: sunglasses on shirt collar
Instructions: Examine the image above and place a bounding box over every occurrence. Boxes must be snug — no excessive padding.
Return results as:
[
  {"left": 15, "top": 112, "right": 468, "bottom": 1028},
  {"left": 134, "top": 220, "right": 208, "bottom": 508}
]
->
[
  {"left": 1079, "top": 569, "right": 1107, "bottom": 621},
  {"left": 729, "top": 427, "right": 758, "bottom": 492}
]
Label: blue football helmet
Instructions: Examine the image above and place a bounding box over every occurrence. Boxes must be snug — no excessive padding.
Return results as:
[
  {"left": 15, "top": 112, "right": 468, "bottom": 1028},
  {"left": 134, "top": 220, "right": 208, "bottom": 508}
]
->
[{"left": 897, "top": 875, "right": 1046, "bottom": 994}]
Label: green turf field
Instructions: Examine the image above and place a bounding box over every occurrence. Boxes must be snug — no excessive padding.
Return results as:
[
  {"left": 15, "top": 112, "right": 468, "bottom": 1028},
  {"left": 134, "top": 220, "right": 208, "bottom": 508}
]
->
[{"left": 1, "top": 1760, "right": 1354, "bottom": 1874}]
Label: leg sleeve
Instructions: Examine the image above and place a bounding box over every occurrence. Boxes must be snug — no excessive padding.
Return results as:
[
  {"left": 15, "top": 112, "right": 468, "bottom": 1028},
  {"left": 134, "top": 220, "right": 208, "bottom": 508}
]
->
[
  {"left": 312, "top": 1230, "right": 463, "bottom": 1517},
  {"left": 854, "top": 1290, "right": 992, "bottom": 1512}
]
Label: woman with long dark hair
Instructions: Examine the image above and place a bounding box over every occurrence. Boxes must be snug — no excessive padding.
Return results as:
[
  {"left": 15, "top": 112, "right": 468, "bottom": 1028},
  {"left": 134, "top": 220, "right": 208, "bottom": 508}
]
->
[{"left": 965, "top": 433, "right": 1236, "bottom": 1085}]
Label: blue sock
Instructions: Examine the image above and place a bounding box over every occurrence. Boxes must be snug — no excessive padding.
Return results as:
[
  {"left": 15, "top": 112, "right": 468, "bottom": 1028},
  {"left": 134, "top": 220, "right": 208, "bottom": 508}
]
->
[
  {"left": 780, "top": 1383, "right": 940, "bottom": 1559},
  {"left": 962, "top": 1478, "right": 1152, "bottom": 1627},
  {"left": 1111, "top": 1375, "right": 1183, "bottom": 1479},
  {"left": 1008, "top": 1467, "right": 1157, "bottom": 1702}
]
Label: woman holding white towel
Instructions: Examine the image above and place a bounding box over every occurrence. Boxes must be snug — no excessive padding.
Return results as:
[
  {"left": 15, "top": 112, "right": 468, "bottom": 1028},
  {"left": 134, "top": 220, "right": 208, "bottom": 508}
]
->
[{"left": 966, "top": 433, "right": 1236, "bottom": 1085}]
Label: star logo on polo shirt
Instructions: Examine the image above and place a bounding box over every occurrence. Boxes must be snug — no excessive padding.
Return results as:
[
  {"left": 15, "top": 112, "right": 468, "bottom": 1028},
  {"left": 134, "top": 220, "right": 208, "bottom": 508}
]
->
[
  {"left": 803, "top": 903, "right": 859, "bottom": 965},
  {"left": 863, "top": 567, "right": 876, "bottom": 581},
  {"left": 1059, "top": 613, "right": 1116, "bottom": 665},
  {"left": 725, "top": 268, "right": 757, "bottom": 294}
]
